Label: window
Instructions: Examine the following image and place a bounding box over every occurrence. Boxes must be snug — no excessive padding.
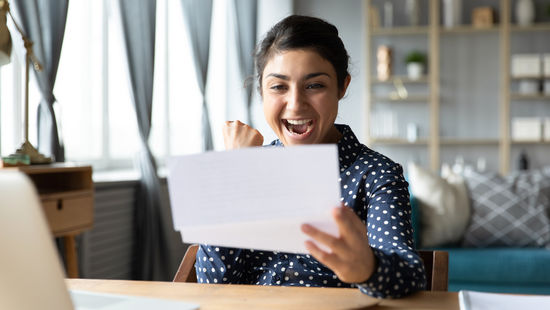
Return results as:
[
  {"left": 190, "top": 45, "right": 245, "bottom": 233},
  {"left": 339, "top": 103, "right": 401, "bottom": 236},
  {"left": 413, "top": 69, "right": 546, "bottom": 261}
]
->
[
  {"left": 0, "top": 0, "right": 231, "bottom": 172},
  {"left": 151, "top": 0, "right": 203, "bottom": 162},
  {"left": 0, "top": 48, "right": 41, "bottom": 158}
]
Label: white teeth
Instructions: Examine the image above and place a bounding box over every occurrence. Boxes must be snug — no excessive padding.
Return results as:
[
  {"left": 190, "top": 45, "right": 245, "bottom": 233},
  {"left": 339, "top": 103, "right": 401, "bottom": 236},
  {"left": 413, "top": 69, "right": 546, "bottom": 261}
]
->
[{"left": 286, "top": 119, "right": 312, "bottom": 125}]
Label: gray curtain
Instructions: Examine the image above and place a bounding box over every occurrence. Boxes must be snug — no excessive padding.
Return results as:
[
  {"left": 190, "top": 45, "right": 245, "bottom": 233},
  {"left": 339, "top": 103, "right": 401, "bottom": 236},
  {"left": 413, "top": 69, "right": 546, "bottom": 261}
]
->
[
  {"left": 180, "top": 0, "right": 213, "bottom": 151},
  {"left": 10, "top": 0, "right": 67, "bottom": 161},
  {"left": 118, "top": 0, "right": 171, "bottom": 280},
  {"left": 233, "top": 0, "right": 257, "bottom": 125}
]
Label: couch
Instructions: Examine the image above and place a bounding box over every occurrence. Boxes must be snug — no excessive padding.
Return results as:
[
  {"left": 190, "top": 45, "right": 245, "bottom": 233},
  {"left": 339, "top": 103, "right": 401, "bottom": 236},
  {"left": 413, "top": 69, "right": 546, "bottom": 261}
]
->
[{"left": 408, "top": 164, "right": 550, "bottom": 295}]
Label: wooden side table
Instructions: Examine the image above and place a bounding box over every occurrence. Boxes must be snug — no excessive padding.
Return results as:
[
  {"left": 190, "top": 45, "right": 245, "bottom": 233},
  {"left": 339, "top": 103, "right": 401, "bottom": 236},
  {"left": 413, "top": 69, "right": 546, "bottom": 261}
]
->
[{"left": 5, "top": 163, "right": 94, "bottom": 278}]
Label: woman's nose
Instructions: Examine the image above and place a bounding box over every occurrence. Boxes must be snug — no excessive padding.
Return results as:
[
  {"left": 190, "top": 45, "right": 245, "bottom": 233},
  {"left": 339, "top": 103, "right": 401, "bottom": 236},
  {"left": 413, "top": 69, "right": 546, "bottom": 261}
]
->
[{"left": 286, "top": 87, "right": 304, "bottom": 111}]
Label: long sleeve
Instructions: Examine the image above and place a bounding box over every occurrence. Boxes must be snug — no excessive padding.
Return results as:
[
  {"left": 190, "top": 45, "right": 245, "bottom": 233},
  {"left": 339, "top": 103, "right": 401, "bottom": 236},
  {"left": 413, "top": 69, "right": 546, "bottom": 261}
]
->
[{"left": 355, "top": 163, "right": 426, "bottom": 298}]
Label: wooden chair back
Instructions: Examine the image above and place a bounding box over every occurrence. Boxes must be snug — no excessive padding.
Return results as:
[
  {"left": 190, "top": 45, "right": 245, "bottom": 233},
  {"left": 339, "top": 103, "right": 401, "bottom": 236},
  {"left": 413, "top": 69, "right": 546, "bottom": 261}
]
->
[
  {"left": 174, "top": 245, "right": 449, "bottom": 292},
  {"left": 418, "top": 250, "right": 448, "bottom": 291},
  {"left": 173, "top": 244, "right": 199, "bottom": 283}
]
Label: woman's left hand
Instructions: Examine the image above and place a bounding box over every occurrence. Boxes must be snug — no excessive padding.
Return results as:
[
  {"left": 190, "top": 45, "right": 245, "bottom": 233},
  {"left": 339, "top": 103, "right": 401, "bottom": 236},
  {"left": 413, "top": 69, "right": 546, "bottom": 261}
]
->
[{"left": 301, "top": 205, "right": 376, "bottom": 283}]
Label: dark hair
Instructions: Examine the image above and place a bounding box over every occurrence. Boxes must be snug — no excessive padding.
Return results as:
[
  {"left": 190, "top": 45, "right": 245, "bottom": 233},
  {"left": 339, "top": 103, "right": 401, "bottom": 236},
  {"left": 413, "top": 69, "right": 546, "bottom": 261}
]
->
[{"left": 254, "top": 15, "right": 350, "bottom": 92}]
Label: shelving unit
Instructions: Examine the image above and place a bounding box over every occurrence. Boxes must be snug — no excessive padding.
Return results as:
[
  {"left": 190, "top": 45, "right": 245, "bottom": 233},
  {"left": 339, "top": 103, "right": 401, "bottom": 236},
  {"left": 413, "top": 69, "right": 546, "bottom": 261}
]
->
[
  {"left": 439, "top": 25, "right": 500, "bottom": 34},
  {"left": 512, "top": 140, "right": 550, "bottom": 145},
  {"left": 365, "top": 0, "right": 550, "bottom": 175},
  {"left": 373, "top": 95, "right": 430, "bottom": 102},
  {"left": 510, "top": 94, "right": 550, "bottom": 100},
  {"left": 371, "top": 26, "right": 429, "bottom": 36},
  {"left": 371, "top": 75, "right": 429, "bottom": 83},
  {"left": 440, "top": 138, "right": 501, "bottom": 146},
  {"left": 371, "top": 138, "right": 429, "bottom": 145},
  {"left": 510, "top": 22, "right": 550, "bottom": 32}
]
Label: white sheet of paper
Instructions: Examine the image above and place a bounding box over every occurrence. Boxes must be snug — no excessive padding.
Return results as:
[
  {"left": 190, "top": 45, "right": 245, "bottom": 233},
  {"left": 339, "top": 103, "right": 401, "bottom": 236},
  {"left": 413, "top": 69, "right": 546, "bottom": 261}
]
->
[
  {"left": 459, "top": 290, "right": 550, "bottom": 310},
  {"left": 167, "top": 144, "right": 342, "bottom": 254}
]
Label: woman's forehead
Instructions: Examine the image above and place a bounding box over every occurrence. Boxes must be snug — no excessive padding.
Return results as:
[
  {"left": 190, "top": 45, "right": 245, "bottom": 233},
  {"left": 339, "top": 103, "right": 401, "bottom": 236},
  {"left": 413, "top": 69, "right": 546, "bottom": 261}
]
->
[{"left": 262, "top": 49, "right": 335, "bottom": 78}]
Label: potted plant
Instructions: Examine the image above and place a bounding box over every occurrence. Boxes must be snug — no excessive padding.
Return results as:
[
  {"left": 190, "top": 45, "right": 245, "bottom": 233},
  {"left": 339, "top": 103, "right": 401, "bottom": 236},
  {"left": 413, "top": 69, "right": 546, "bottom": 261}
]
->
[{"left": 405, "top": 51, "right": 426, "bottom": 80}]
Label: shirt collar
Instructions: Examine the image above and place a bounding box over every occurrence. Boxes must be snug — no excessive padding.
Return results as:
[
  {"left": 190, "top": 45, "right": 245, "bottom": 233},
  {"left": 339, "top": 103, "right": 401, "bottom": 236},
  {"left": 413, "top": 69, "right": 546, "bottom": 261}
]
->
[{"left": 270, "top": 124, "right": 362, "bottom": 167}]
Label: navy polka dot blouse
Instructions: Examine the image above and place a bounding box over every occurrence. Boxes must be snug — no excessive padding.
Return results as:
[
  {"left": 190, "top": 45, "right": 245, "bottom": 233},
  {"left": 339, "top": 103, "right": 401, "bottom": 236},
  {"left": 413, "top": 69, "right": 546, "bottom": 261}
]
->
[{"left": 195, "top": 124, "right": 427, "bottom": 298}]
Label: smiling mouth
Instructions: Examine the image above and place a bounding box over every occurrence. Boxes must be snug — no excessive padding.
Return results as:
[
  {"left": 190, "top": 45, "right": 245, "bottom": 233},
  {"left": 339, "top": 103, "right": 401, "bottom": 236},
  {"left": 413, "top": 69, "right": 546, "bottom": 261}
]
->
[{"left": 283, "top": 119, "right": 314, "bottom": 135}]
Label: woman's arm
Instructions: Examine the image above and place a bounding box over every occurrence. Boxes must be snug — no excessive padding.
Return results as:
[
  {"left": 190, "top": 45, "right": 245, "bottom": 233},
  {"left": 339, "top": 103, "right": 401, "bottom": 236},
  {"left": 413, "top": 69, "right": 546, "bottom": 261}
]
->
[
  {"left": 302, "top": 163, "right": 426, "bottom": 298},
  {"left": 223, "top": 120, "right": 263, "bottom": 149},
  {"left": 356, "top": 163, "right": 426, "bottom": 298},
  {"left": 301, "top": 206, "right": 377, "bottom": 283}
]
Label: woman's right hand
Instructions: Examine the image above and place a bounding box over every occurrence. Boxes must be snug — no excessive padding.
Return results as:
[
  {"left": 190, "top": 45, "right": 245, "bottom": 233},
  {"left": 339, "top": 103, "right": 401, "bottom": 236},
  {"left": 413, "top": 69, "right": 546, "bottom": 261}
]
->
[{"left": 223, "top": 120, "right": 264, "bottom": 150}]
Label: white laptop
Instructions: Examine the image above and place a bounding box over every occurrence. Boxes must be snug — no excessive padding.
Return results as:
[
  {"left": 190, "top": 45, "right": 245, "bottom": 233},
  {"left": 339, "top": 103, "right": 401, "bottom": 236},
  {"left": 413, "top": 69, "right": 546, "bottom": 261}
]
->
[{"left": 0, "top": 171, "right": 198, "bottom": 310}]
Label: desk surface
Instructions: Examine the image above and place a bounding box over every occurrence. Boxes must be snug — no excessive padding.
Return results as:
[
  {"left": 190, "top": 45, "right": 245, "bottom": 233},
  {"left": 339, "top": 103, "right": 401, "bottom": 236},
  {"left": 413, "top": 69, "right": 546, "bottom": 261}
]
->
[{"left": 67, "top": 279, "right": 459, "bottom": 310}]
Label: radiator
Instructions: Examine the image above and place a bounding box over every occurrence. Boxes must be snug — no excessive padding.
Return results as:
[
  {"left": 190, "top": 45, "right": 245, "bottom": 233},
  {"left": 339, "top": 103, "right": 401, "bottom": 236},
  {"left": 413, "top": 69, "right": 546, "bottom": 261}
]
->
[
  {"left": 77, "top": 180, "right": 187, "bottom": 280},
  {"left": 79, "top": 182, "right": 137, "bottom": 280}
]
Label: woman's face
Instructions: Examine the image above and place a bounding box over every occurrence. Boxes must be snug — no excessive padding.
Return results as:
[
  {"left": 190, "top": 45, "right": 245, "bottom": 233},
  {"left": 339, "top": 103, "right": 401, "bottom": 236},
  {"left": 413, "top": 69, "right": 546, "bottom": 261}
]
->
[{"left": 261, "top": 49, "right": 350, "bottom": 146}]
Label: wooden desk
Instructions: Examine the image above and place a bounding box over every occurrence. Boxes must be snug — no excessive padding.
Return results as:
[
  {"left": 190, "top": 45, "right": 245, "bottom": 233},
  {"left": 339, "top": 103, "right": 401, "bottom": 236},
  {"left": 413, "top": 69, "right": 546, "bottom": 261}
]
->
[
  {"left": 5, "top": 164, "right": 94, "bottom": 278},
  {"left": 67, "top": 279, "right": 460, "bottom": 310}
]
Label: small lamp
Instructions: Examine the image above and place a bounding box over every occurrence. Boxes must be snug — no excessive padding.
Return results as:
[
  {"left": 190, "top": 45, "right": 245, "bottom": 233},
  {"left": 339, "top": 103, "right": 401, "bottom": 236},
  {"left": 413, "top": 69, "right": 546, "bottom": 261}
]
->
[
  {"left": 0, "top": 0, "right": 51, "bottom": 166},
  {"left": 0, "top": 1, "right": 11, "bottom": 66}
]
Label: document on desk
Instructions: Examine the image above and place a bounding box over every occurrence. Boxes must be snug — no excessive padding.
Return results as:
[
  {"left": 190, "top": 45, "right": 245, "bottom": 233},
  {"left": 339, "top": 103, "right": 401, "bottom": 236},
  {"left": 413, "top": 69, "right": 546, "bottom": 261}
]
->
[
  {"left": 167, "top": 144, "right": 341, "bottom": 254},
  {"left": 459, "top": 290, "right": 550, "bottom": 310}
]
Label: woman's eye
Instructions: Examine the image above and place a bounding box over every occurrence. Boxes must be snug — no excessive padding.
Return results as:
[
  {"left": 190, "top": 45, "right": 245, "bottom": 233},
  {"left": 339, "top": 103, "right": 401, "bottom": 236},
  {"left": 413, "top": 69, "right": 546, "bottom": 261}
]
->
[
  {"left": 270, "top": 85, "right": 286, "bottom": 91},
  {"left": 306, "top": 83, "right": 324, "bottom": 89}
]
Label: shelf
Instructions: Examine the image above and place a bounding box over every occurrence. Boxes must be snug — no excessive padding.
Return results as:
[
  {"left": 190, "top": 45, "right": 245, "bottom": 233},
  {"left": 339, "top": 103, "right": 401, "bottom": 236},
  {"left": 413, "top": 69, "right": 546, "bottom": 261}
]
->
[
  {"left": 511, "top": 23, "right": 550, "bottom": 32},
  {"left": 511, "top": 140, "right": 550, "bottom": 145},
  {"left": 511, "top": 76, "right": 550, "bottom": 80},
  {"left": 370, "top": 138, "right": 428, "bottom": 145},
  {"left": 440, "top": 25, "right": 500, "bottom": 34},
  {"left": 371, "top": 26, "right": 429, "bottom": 36},
  {"left": 440, "top": 138, "right": 500, "bottom": 145},
  {"left": 372, "top": 95, "right": 429, "bottom": 102},
  {"left": 510, "top": 94, "right": 550, "bottom": 100},
  {"left": 371, "top": 75, "right": 429, "bottom": 84}
]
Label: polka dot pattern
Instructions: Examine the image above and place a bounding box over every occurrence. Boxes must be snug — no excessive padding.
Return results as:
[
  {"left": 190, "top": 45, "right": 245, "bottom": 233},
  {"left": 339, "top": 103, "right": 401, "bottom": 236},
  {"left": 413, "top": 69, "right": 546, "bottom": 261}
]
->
[{"left": 195, "top": 124, "right": 426, "bottom": 298}]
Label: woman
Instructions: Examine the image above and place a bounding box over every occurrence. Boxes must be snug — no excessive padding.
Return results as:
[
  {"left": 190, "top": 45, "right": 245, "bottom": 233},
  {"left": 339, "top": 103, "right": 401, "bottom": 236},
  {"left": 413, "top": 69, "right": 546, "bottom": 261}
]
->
[{"left": 195, "top": 15, "right": 426, "bottom": 298}]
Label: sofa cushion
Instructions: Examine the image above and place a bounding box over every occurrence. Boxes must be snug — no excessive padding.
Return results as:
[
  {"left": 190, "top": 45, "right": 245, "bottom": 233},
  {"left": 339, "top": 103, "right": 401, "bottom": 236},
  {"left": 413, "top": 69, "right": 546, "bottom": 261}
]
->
[
  {"left": 462, "top": 169, "right": 550, "bottom": 247},
  {"left": 408, "top": 163, "right": 470, "bottom": 247},
  {"left": 441, "top": 248, "right": 550, "bottom": 285}
]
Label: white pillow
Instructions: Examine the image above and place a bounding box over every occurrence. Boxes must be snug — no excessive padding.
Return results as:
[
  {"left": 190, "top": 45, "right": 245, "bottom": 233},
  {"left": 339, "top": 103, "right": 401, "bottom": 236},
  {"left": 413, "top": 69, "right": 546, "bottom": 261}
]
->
[{"left": 408, "top": 163, "right": 470, "bottom": 247}]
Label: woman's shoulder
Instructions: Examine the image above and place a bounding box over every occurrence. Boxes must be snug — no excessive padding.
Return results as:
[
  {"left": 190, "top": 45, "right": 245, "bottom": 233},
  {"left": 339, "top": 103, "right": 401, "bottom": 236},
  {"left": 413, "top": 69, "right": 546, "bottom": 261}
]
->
[{"left": 336, "top": 124, "right": 403, "bottom": 172}]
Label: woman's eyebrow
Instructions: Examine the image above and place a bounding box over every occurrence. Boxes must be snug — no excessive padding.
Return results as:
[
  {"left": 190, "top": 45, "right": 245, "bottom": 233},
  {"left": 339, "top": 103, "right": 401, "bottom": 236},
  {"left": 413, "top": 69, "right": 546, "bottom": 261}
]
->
[
  {"left": 265, "top": 72, "right": 330, "bottom": 80},
  {"left": 303, "top": 72, "right": 330, "bottom": 80},
  {"left": 265, "top": 73, "right": 289, "bottom": 80}
]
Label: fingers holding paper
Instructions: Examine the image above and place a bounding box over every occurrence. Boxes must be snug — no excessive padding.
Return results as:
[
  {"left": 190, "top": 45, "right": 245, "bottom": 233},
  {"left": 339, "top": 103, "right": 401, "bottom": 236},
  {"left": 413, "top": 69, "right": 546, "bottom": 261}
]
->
[
  {"left": 223, "top": 120, "right": 264, "bottom": 150},
  {"left": 301, "top": 205, "right": 377, "bottom": 284}
]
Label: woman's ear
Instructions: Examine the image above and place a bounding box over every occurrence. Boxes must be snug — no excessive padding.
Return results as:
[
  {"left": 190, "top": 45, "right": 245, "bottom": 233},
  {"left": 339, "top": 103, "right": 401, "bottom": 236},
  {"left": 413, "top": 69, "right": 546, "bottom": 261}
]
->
[{"left": 338, "top": 75, "right": 351, "bottom": 99}]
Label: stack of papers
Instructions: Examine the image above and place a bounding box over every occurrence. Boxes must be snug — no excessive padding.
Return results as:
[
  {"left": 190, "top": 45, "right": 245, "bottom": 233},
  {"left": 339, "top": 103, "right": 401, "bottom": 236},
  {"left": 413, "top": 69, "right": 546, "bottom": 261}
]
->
[
  {"left": 167, "top": 145, "right": 342, "bottom": 254},
  {"left": 459, "top": 290, "right": 550, "bottom": 310}
]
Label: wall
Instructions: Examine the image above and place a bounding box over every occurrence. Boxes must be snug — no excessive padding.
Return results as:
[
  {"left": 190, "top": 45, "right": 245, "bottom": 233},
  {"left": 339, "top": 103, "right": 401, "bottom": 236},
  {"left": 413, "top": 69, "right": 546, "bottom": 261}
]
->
[{"left": 294, "top": 0, "right": 368, "bottom": 142}]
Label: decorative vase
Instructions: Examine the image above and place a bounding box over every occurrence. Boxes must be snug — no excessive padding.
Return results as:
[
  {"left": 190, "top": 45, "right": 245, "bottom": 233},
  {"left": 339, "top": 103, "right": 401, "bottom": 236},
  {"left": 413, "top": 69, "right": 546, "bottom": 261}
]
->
[
  {"left": 516, "top": 0, "right": 535, "bottom": 26},
  {"left": 406, "top": 0, "right": 419, "bottom": 26},
  {"left": 383, "top": 1, "right": 393, "bottom": 28},
  {"left": 443, "top": 0, "right": 462, "bottom": 28},
  {"left": 407, "top": 62, "right": 423, "bottom": 80}
]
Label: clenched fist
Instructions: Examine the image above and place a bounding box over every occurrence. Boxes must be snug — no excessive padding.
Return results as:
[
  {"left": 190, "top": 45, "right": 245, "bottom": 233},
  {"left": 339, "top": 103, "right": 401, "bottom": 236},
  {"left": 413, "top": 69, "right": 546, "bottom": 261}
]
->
[{"left": 223, "top": 120, "right": 264, "bottom": 150}]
